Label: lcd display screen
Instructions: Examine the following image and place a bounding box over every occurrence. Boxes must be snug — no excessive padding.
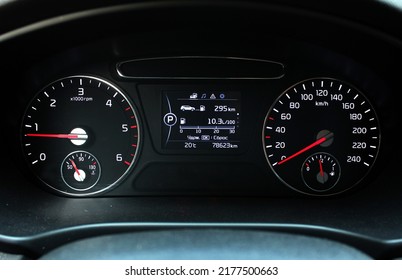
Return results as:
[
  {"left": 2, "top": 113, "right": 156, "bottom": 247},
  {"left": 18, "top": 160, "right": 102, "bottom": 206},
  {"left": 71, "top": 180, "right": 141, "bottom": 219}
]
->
[{"left": 162, "top": 90, "right": 241, "bottom": 151}]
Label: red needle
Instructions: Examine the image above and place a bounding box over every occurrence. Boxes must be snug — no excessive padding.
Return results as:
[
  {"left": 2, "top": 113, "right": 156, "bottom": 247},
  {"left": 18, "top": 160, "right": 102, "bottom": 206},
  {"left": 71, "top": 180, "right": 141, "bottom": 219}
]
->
[
  {"left": 318, "top": 159, "right": 324, "bottom": 177},
  {"left": 277, "top": 132, "right": 333, "bottom": 165},
  {"left": 69, "top": 159, "right": 80, "bottom": 176},
  {"left": 25, "top": 133, "right": 79, "bottom": 139}
]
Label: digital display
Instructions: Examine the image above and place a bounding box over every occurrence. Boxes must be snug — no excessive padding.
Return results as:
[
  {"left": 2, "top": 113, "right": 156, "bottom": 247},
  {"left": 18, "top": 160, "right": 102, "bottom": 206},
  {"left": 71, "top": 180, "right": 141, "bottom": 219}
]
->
[{"left": 162, "top": 90, "right": 241, "bottom": 151}]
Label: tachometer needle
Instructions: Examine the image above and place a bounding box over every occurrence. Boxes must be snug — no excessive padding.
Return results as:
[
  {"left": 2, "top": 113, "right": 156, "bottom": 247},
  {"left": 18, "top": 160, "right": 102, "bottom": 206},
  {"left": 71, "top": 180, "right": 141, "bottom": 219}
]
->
[
  {"left": 25, "top": 133, "right": 88, "bottom": 139},
  {"left": 277, "top": 132, "right": 334, "bottom": 165}
]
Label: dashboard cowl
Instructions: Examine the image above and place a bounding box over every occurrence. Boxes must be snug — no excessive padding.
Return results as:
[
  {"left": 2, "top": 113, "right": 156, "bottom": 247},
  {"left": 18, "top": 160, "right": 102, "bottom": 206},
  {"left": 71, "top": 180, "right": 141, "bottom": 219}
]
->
[
  {"left": 40, "top": 229, "right": 371, "bottom": 260},
  {"left": 1, "top": 0, "right": 402, "bottom": 261}
]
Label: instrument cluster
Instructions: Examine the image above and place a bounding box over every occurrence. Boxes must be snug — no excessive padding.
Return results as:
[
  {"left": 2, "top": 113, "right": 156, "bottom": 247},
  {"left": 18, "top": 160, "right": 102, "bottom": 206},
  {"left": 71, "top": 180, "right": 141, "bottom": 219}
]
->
[{"left": 15, "top": 49, "right": 393, "bottom": 198}]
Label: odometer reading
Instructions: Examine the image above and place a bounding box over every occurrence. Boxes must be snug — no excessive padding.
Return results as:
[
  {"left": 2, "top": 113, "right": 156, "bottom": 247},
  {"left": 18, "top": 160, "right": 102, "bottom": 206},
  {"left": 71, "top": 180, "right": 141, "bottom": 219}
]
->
[
  {"left": 21, "top": 76, "right": 140, "bottom": 196},
  {"left": 162, "top": 91, "right": 241, "bottom": 151},
  {"left": 263, "top": 78, "right": 380, "bottom": 195}
]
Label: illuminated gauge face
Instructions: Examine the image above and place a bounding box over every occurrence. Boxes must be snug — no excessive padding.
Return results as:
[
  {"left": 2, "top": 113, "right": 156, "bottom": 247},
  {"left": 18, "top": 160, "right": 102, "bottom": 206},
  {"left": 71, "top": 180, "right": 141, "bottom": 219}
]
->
[
  {"left": 21, "top": 76, "right": 140, "bottom": 196},
  {"left": 263, "top": 77, "right": 380, "bottom": 196}
]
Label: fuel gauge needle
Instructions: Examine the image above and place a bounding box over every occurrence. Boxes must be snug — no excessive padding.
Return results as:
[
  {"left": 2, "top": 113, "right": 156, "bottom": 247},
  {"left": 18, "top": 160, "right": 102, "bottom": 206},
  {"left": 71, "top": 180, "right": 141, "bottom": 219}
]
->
[
  {"left": 318, "top": 158, "right": 324, "bottom": 177},
  {"left": 277, "top": 132, "right": 334, "bottom": 165}
]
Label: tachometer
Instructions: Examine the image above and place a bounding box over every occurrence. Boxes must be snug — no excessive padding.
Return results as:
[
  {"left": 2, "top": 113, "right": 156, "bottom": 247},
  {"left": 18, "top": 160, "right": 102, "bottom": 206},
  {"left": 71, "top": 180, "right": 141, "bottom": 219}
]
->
[
  {"left": 263, "top": 77, "right": 380, "bottom": 195},
  {"left": 21, "top": 75, "right": 140, "bottom": 196}
]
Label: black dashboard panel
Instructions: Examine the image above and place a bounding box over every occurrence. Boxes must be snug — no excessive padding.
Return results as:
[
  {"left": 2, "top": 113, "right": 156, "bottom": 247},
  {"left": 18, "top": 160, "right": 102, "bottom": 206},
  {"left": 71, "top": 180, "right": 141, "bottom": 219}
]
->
[
  {"left": 8, "top": 32, "right": 396, "bottom": 197},
  {"left": 1, "top": 0, "right": 402, "bottom": 259}
]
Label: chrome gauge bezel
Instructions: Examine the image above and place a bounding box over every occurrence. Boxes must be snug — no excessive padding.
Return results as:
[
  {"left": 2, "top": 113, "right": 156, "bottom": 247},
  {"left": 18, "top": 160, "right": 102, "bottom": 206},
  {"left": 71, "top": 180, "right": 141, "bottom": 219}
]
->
[
  {"left": 20, "top": 75, "right": 141, "bottom": 196},
  {"left": 262, "top": 77, "right": 381, "bottom": 196}
]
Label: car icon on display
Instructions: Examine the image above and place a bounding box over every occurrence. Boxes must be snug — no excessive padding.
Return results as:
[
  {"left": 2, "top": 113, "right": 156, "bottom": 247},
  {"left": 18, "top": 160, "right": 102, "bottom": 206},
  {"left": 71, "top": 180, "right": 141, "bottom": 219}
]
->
[{"left": 180, "top": 105, "right": 196, "bottom": 111}]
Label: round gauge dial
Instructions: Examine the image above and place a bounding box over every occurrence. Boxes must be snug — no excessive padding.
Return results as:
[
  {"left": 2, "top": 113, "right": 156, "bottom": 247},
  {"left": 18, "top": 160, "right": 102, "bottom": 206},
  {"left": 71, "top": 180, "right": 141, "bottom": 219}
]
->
[
  {"left": 21, "top": 75, "right": 140, "bottom": 196},
  {"left": 61, "top": 150, "right": 101, "bottom": 191},
  {"left": 301, "top": 152, "right": 340, "bottom": 192},
  {"left": 263, "top": 77, "right": 380, "bottom": 195}
]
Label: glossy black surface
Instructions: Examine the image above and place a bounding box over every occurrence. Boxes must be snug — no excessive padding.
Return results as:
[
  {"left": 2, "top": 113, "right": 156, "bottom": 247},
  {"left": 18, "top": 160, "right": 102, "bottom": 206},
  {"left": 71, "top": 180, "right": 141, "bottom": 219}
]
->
[
  {"left": 21, "top": 76, "right": 140, "bottom": 196},
  {"left": 263, "top": 77, "right": 380, "bottom": 196},
  {"left": 1, "top": 0, "right": 402, "bottom": 259}
]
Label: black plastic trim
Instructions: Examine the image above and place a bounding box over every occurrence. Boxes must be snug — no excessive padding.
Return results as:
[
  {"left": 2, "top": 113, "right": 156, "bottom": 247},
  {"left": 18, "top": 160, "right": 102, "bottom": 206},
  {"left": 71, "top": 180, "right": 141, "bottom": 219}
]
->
[
  {"left": 116, "top": 56, "right": 285, "bottom": 80},
  {"left": 1, "top": 223, "right": 402, "bottom": 259}
]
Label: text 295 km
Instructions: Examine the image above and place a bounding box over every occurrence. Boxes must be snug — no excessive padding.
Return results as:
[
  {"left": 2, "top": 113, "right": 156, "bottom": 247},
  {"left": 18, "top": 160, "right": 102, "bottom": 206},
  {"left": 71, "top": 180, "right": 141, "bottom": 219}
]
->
[{"left": 218, "top": 266, "right": 278, "bottom": 276}]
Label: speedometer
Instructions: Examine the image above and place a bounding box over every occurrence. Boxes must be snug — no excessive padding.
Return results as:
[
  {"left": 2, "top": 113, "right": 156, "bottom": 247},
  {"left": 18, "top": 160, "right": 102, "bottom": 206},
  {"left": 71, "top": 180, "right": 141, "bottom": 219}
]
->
[{"left": 263, "top": 77, "right": 380, "bottom": 196}]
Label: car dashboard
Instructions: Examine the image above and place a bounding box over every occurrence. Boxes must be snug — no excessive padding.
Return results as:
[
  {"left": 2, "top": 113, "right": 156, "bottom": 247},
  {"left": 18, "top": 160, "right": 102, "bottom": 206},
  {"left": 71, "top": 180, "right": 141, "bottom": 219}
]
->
[{"left": 1, "top": 0, "right": 402, "bottom": 260}]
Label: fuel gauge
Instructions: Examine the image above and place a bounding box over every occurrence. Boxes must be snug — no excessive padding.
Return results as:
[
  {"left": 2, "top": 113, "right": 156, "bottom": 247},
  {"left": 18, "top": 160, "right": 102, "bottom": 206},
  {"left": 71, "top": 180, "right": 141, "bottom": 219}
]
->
[
  {"left": 302, "top": 152, "right": 340, "bottom": 192},
  {"left": 61, "top": 151, "right": 101, "bottom": 191}
]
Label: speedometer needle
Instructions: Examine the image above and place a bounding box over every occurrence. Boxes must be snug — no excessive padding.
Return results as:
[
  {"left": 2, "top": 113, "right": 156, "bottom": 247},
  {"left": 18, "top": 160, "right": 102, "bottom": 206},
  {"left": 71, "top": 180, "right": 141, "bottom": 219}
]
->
[{"left": 277, "top": 132, "right": 334, "bottom": 165}]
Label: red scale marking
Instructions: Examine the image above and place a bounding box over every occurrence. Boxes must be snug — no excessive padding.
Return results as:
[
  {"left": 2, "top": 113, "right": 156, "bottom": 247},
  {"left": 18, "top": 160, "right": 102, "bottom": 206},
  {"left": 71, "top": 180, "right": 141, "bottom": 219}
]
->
[{"left": 124, "top": 161, "right": 131, "bottom": 166}]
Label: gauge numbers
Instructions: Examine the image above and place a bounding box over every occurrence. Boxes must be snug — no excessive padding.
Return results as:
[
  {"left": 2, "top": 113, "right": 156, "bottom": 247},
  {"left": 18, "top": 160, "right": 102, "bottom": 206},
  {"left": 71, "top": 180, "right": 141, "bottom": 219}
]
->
[
  {"left": 21, "top": 76, "right": 140, "bottom": 196},
  {"left": 263, "top": 78, "right": 380, "bottom": 195},
  {"left": 61, "top": 151, "right": 101, "bottom": 192}
]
